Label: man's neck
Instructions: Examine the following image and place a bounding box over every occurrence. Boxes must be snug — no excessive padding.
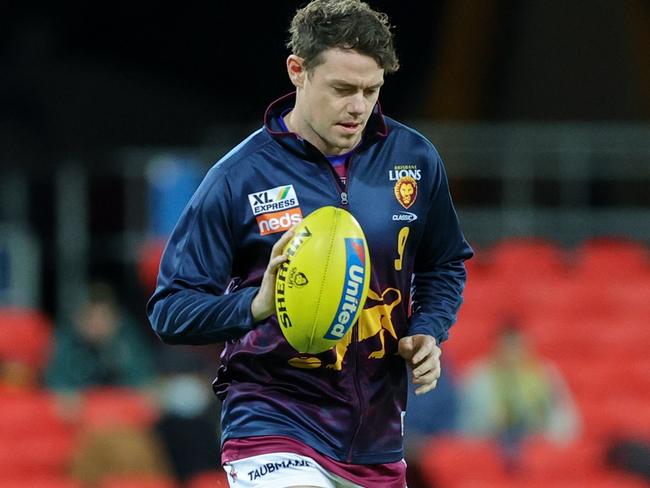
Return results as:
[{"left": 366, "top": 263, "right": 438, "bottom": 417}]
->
[{"left": 283, "top": 109, "right": 360, "bottom": 157}]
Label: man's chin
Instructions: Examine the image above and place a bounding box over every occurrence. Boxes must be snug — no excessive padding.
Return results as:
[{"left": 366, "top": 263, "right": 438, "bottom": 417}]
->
[{"left": 331, "top": 135, "right": 361, "bottom": 153}]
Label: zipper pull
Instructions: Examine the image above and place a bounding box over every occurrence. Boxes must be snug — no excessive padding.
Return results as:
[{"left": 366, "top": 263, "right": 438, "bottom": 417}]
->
[{"left": 340, "top": 192, "right": 349, "bottom": 205}]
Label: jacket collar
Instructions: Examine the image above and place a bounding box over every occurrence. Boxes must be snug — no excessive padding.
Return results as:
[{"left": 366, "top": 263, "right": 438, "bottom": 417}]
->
[{"left": 263, "top": 92, "right": 388, "bottom": 162}]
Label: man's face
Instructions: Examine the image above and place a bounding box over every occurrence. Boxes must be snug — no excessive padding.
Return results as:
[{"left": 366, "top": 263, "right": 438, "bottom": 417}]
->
[
  {"left": 400, "top": 183, "right": 414, "bottom": 204},
  {"left": 75, "top": 302, "right": 118, "bottom": 344},
  {"left": 290, "top": 48, "right": 384, "bottom": 156}
]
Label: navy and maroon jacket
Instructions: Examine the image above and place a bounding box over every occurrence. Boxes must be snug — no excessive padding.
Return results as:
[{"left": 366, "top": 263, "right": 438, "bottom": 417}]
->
[{"left": 147, "top": 93, "right": 473, "bottom": 464}]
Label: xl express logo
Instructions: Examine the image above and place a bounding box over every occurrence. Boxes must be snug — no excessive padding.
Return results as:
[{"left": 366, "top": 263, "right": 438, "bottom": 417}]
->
[{"left": 248, "top": 185, "right": 303, "bottom": 235}]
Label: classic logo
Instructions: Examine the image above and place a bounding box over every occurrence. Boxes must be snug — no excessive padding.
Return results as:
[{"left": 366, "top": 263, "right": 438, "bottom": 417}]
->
[
  {"left": 392, "top": 211, "right": 418, "bottom": 222},
  {"left": 248, "top": 185, "right": 302, "bottom": 235},
  {"left": 394, "top": 176, "right": 418, "bottom": 209}
]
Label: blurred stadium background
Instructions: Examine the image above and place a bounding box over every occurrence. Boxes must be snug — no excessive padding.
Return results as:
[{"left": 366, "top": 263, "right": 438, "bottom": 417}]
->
[{"left": 1, "top": 1, "right": 649, "bottom": 487}]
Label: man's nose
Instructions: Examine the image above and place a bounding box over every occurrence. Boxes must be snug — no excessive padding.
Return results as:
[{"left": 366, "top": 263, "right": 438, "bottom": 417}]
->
[{"left": 347, "top": 92, "right": 365, "bottom": 116}]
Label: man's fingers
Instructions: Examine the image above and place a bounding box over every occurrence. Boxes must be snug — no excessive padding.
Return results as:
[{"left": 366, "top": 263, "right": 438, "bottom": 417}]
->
[
  {"left": 267, "top": 253, "right": 289, "bottom": 273},
  {"left": 412, "top": 342, "right": 440, "bottom": 365},
  {"left": 251, "top": 227, "right": 297, "bottom": 322},
  {"left": 397, "top": 336, "right": 415, "bottom": 360},
  {"left": 400, "top": 335, "right": 442, "bottom": 395},
  {"left": 412, "top": 360, "right": 440, "bottom": 379},
  {"left": 412, "top": 367, "right": 441, "bottom": 395},
  {"left": 411, "top": 348, "right": 441, "bottom": 375},
  {"left": 270, "top": 227, "right": 296, "bottom": 258},
  {"left": 266, "top": 227, "right": 297, "bottom": 278},
  {"left": 413, "top": 363, "right": 441, "bottom": 382},
  {"left": 414, "top": 380, "right": 438, "bottom": 396}
]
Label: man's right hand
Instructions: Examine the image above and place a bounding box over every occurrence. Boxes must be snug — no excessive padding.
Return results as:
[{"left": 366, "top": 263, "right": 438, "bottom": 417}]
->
[{"left": 250, "top": 227, "right": 296, "bottom": 322}]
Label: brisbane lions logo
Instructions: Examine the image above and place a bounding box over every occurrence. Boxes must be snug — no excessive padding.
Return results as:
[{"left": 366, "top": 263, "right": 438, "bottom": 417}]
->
[{"left": 394, "top": 176, "right": 417, "bottom": 209}]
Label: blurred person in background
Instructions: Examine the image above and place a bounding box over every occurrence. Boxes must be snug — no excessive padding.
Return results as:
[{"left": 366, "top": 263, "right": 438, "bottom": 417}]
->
[
  {"left": 45, "top": 281, "right": 155, "bottom": 408},
  {"left": 457, "top": 322, "right": 580, "bottom": 470},
  {"left": 153, "top": 346, "right": 222, "bottom": 483},
  {"left": 45, "top": 282, "right": 164, "bottom": 485}
]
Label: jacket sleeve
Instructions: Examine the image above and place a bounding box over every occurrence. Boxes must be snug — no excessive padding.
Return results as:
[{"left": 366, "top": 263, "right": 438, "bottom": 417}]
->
[
  {"left": 407, "top": 149, "right": 473, "bottom": 344},
  {"left": 146, "top": 165, "right": 258, "bottom": 345}
]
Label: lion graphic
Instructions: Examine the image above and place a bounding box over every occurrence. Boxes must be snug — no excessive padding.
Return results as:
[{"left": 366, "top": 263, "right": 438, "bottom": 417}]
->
[
  {"left": 325, "top": 287, "right": 401, "bottom": 371},
  {"left": 394, "top": 177, "right": 417, "bottom": 209}
]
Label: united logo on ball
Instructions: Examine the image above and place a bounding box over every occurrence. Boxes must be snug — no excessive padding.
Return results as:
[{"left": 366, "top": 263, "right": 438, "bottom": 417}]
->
[{"left": 275, "top": 206, "right": 371, "bottom": 354}]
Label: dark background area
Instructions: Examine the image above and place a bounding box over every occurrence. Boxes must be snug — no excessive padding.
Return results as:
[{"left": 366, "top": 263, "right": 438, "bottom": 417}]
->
[
  {"left": 1, "top": 1, "right": 446, "bottom": 157},
  {"left": 2, "top": 0, "right": 648, "bottom": 160},
  {"left": 1, "top": 0, "right": 649, "bottom": 317}
]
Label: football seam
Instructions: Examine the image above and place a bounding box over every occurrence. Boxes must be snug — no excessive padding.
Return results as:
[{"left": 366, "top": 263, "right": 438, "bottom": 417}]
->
[{"left": 307, "top": 209, "right": 339, "bottom": 352}]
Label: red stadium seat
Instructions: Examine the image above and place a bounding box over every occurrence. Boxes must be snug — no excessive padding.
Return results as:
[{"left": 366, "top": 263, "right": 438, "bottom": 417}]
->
[
  {"left": 0, "top": 388, "right": 79, "bottom": 477},
  {"left": 504, "top": 473, "right": 649, "bottom": 488},
  {"left": 0, "top": 428, "right": 77, "bottom": 477},
  {"left": 558, "top": 357, "right": 650, "bottom": 404},
  {"left": 511, "top": 279, "right": 584, "bottom": 323},
  {"left": 574, "top": 238, "right": 650, "bottom": 282},
  {"left": 578, "top": 396, "right": 650, "bottom": 439},
  {"left": 524, "top": 316, "right": 601, "bottom": 362},
  {"left": 464, "top": 245, "right": 490, "bottom": 280},
  {"left": 519, "top": 436, "right": 605, "bottom": 481},
  {"left": 0, "top": 307, "right": 53, "bottom": 371},
  {"left": 460, "top": 278, "right": 513, "bottom": 322},
  {"left": 186, "top": 470, "right": 230, "bottom": 488},
  {"left": 100, "top": 475, "right": 178, "bottom": 488},
  {"left": 0, "top": 477, "right": 83, "bottom": 488},
  {"left": 484, "top": 238, "right": 568, "bottom": 281},
  {"left": 80, "top": 387, "right": 159, "bottom": 430},
  {"left": 524, "top": 311, "right": 649, "bottom": 364},
  {"left": 446, "top": 312, "right": 503, "bottom": 370},
  {"left": 518, "top": 281, "right": 632, "bottom": 324},
  {"left": 601, "top": 281, "right": 650, "bottom": 318},
  {"left": 419, "top": 436, "right": 508, "bottom": 488},
  {"left": 0, "top": 389, "right": 74, "bottom": 439}
]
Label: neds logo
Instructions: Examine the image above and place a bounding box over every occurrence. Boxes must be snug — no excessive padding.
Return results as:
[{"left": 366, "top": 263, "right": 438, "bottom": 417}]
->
[{"left": 248, "top": 185, "right": 303, "bottom": 235}]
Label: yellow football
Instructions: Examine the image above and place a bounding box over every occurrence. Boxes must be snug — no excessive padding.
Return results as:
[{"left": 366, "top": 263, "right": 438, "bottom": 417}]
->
[{"left": 275, "top": 206, "right": 371, "bottom": 354}]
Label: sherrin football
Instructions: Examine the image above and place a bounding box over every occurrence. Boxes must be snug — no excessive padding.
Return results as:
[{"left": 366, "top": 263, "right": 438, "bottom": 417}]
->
[{"left": 275, "top": 206, "right": 371, "bottom": 354}]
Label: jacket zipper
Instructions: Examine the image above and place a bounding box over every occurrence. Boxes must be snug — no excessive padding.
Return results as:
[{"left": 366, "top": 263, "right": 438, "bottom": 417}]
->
[
  {"left": 346, "top": 323, "right": 365, "bottom": 462},
  {"left": 321, "top": 157, "right": 350, "bottom": 208},
  {"left": 320, "top": 156, "right": 365, "bottom": 461}
]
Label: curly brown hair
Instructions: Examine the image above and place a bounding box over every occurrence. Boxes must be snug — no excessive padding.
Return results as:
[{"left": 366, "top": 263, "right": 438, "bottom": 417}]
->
[{"left": 287, "top": 0, "right": 400, "bottom": 74}]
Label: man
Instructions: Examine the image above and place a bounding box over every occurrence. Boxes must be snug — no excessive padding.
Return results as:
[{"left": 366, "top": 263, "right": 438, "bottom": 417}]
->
[
  {"left": 458, "top": 324, "right": 580, "bottom": 470},
  {"left": 147, "top": 1, "right": 473, "bottom": 487}
]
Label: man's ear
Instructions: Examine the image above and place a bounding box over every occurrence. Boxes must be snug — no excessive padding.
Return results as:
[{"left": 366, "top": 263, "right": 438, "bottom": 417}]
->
[{"left": 287, "top": 55, "right": 306, "bottom": 88}]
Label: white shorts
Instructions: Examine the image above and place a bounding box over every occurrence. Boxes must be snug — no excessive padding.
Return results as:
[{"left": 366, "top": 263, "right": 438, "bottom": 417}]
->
[{"left": 222, "top": 452, "right": 364, "bottom": 488}]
